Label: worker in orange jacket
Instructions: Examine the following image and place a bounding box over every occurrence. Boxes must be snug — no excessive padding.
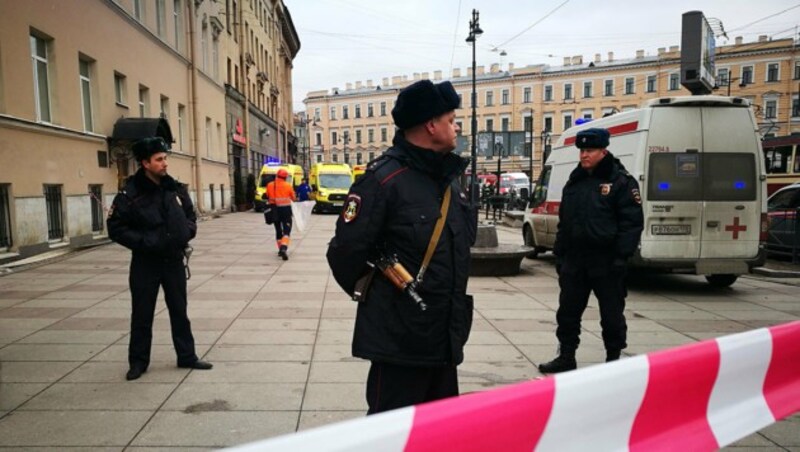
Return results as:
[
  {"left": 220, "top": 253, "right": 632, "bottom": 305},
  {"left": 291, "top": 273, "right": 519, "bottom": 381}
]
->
[{"left": 266, "top": 168, "right": 296, "bottom": 260}]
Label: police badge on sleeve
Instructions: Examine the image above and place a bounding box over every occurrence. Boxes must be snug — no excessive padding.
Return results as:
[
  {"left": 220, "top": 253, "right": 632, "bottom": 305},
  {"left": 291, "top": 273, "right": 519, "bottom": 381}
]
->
[{"left": 343, "top": 194, "right": 361, "bottom": 223}]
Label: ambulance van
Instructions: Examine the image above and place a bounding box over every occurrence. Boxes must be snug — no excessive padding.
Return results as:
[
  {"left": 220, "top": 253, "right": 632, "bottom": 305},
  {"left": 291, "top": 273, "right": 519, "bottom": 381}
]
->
[
  {"left": 309, "top": 163, "right": 353, "bottom": 213},
  {"left": 254, "top": 163, "right": 303, "bottom": 212},
  {"left": 523, "top": 95, "right": 767, "bottom": 287}
]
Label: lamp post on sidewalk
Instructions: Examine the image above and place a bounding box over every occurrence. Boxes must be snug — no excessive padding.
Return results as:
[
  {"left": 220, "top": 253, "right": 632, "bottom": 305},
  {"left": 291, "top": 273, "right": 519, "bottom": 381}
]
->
[{"left": 466, "top": 9, "right": 483, "bottom": 207}]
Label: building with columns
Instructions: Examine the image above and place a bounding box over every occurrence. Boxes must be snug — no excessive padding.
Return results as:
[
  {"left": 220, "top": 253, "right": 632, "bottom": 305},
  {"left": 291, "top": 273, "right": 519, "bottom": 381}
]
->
[{"left": 304, "top": 36, "right": 800, "bottom": 180}]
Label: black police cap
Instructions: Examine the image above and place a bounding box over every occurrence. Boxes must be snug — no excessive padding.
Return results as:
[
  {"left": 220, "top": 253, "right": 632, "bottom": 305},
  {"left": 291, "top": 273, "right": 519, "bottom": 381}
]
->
[
  {"left": 132, "top": 137, "right": 170, "bottom": 162},
  {"left": 575, "top": 128, "right": 610, "bottom": 149},
  {"left": 391, "top": 80, "right": 460, "bottom": 130}
]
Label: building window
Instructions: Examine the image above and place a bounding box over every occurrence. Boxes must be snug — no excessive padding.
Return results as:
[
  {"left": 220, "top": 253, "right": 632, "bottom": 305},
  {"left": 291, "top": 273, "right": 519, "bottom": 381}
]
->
[
  {"left": 716, "top": 68, "right": 729, "bottom": 87},
  {"left": 544, "top": 85, "right": 553, "bottom": 101},
  {"left": 792, "top": 96, "right": 799, "bottom": 117},
  {"left": 344, "top": 152, "right": 350, "bottom": 164},
  {"left": 794, "top": 61, "right": 800, "bottom": 80},
  {"left": 89, "top": 185, "right": 103, "bottom": 233},
  {"left": 381, "top": 128, "right": 387, "bottom": 142},
  {"left": 138, "top": 85, "right": 149, "bottom": 117},
  {"left": 0, "top": 185, "right": 11, "bottom": 249},
  {"left": 205, "top": 117, "right": 212, "bottom": 157},
  {"left": 177, "top": 104, "right": 186, "bottom": 149},
  {"left": 217, "top": 122, "right": 222, "bottom": 158},
  {"left": 583, "top": 81, "right": 592, "bottom": 98},
  {"left": 367, "top": 103, "right": 374, "bottom": 117},
  {"left": 315, "top": 132, "right": 322, "bottom": 146},
  {"left": 331, "top": 131, "right": 338, "bottom": 145},
  {"left": 765, "top": 100, "right": 777, "bottom": 119},
  {"left": 212, "top": 35, "right": 219, "bottom": 80},
  {"left": 380, "top": 101, "right": 386, "bottom": 116},
  {"left": 582, "top": 110, "right": 593, "bottom": 120},
  {"left": 209, "top": 184, "right": 215, "bottom": 210},
  {"left": 160, "top": 95, "right": 169, "bottom": 120},
  {"left": 332, "top": 153, "right": 338, "bottom": 163},
  {"left": 133, "top": 0, "right": 144, "bottom": 20},
  {"left": 766, "top": 63, "right": 779, "bottom": 82},
  {"left": 604, "top": 79, "right": 614, "bottom": 96},
  {"left": 330, "top": 106, "right": 336, "bottom": 120},
  {"left": 368, "top": 128, "right": 374, "bottom": 142},
  {"left": 456, "top": 121, "right": 463, "bottom": 133},
  {"left": 501, "top": 89, "right": 509, "bottom": 105},
  {"left": 355, "top": 104, "right": 361, "bottom": 119},
  {"left": 314, "top": 108, "right": 321, "bottom": 121},
  {"left": 501, "top": 117, "right": 509, "bottom": 131},
  {"left": 625, "top": 77, "right": 635, "bottom": 94},
  {"left": 669, "top": 73, "right": 680, "bottom": 90},
  {"left": 543, "top": 116, "right": 553, "bottom": 133},
  {"left": 369, "top": 152, "right": 375, "bottom": 161},
  {"left": 173, "top": 0, "right": 182, "bottom": 49},
  {"left": 355, "top": 129, "right": 362, "bottom": 144},
  {"left": 316, "top": 154, "right": 323, "bottom": 163},
  {"left": 485, "top": 118, "right": 494, "bottom": 131},
  {"left": 646, "top": 75, "right": 657, "bottom": 92},
  {"left": 523, "top": 87, "right": 531, "bottom": 103},
  {"left": 201, "top": 22, "right": 208, "bottom": 72},
  {"left": 156, "top": 0, "right": 166, "bottom": 36},
  {"left": 342, "top": 105, "right": 349, "bottom": 119},
  {"left": 43, "top": 184, "right": 64, "bottom": 240},
  {"left": 742, "top": 66, "right": 753, "bottom": 85},
  {"left": 485, "top": 90, "right": 494, "bottom": 106},
  {"left": 356, "top": 153, "right": 363, "bottom": 164},
  {"left": 564, "top": 83, "right": 573, "bottom": 100},
  {"left": 114, "top": 72, "right": 126, "bottom": 104},
  {"left": 30, "top": 34, "right": 51, "bottom": 123},
  {"left": 563, "top": 114, "right": 573, "bottom": 130},
  {"left": 79, "top": 59, "right": 94, "bottom": 132}
]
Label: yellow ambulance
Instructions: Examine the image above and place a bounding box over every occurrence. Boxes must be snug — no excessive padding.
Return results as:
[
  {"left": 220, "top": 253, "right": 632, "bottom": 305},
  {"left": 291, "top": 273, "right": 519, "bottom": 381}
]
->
[{"left": 309, "top": 163, "right": 353, "bottom": 213}]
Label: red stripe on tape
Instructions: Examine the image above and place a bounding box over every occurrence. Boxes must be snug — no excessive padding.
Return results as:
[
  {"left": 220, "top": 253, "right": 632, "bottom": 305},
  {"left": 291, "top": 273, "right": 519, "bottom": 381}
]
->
[
  {"left": 629, "top": 341, "right": 720, "bottom": 451},
  {"left": 405, "top": 378, "right": 556, "bottom": 452},
  {"left": 763, "top": 321, "right": 800, "bottom": 420}
]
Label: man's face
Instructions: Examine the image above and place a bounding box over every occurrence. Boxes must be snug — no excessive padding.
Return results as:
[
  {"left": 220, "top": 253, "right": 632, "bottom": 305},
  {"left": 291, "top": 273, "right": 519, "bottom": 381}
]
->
[
  {"left": 428, "top": 111, "right": 460, "bottom": 153},
  {"left": 142, "top": 152, "right": 169, "bottom": 178},
  {"left": 579, "top": 148, "right": 607, "bottom": 171}
]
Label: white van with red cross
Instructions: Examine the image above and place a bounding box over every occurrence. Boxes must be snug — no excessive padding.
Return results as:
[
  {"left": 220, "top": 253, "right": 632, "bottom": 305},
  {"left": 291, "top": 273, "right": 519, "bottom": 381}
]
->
[{"left": 524, "top": 95, "right": 767, "bottom": 287}]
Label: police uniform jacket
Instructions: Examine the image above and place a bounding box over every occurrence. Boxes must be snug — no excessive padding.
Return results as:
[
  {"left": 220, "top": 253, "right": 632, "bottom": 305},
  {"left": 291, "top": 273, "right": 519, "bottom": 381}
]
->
[
  {"left": 553, "top": 151, "right": 643, "bottom": 262},
  {"left": 107, "top": 169, "right": 197, "bottom": 260},
  {"left": 327, "top": 133, "right": 477, "bottom": 367}
]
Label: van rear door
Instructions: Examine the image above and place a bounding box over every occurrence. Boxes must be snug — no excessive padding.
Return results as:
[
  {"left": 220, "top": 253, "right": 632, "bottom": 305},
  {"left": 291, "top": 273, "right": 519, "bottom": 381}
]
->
[
  {"left": 642, "top": 107, "right": 704, "bottom": 261},
  {"left": 698, "top": 107, "right": 760, "bottom": 262}
]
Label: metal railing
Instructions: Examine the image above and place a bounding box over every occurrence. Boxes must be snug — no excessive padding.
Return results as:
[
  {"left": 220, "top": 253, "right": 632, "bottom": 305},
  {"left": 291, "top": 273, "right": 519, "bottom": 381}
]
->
[
  {"left": 766, "top": 208, "right": 799, "bottom": 264},
  {"left": 44, "top": 184, "right": 63, "bottom": 240},
  {"left": 89, "top": 185, "right": 103, "bottom": 232},
  {"left": 0, "top": 185, "right": 11, "bottom": 248}
]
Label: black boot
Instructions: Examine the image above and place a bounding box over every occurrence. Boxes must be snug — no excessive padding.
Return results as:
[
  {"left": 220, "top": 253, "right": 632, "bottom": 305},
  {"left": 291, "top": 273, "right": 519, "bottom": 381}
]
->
[
  {"left": 278, "top": 245, "right": 288, "bottom": 261},
  {"left": 538, "top": 348, "right": 577, "bottom": 374},
  {"left": 606, "top": 349, "right": 621, "bottom": 362}
]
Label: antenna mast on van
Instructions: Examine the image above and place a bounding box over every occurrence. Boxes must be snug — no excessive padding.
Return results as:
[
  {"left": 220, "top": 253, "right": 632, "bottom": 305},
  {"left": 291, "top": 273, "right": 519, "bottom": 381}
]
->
[{"left": 680, "top": 11, "right": 717, "bottom": 95}]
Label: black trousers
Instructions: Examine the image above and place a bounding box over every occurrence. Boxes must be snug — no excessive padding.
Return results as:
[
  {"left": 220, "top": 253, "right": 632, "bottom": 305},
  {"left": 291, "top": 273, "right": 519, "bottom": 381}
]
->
[
  {"left": 366, "top": 362, "right": 458, "bottom": 415},
  {"left": 128, "top": 254, "right": 198, "bottom": 368},
  {"left": 272, "top": 206, "right": 292, "bottom": 245},
  {"left": 556, "top": 258, "right": 628, "bottom": 352}
]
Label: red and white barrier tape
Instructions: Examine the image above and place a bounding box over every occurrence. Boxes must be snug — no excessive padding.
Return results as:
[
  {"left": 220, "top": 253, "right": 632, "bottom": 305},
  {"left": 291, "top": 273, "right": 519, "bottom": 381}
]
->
[{"left": 229, "top": 321, "right": 800, "bottom": 451}]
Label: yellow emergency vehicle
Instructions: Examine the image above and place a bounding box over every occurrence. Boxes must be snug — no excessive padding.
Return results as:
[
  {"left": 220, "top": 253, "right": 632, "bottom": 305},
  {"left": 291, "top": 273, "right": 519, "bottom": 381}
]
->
[{"left": 309, "top": 163, "right": 353, "bottom": 213}]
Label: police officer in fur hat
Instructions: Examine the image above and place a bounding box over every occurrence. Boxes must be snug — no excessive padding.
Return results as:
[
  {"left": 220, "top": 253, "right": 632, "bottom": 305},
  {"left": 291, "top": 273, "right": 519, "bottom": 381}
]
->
[
  {"left": 107, "top": 137, "right": 212, "bottom": 381},
  {"left": 327, "top": 80, "right": 477, "bottom": 414},
  {"left": 538, "top": 128, "right": 644, "bottom": 374}
]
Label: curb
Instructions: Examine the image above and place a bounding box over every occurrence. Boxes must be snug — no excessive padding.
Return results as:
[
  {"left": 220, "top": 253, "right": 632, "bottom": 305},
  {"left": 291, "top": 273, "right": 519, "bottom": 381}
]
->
[{"left": 751, "top": 267, "right": 800, "bottom": 278}]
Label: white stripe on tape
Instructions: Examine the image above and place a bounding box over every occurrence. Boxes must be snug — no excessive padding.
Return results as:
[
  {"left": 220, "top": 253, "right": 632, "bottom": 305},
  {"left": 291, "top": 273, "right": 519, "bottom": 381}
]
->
[
  {"left": 708, "top": 328, "right": 775, "bottom": 447},
  {"left": 537, "top": 355, "right": 650, "bottom": 452},
  {"left": 227, "top": 406, "right": 415, "bottom": 452}
]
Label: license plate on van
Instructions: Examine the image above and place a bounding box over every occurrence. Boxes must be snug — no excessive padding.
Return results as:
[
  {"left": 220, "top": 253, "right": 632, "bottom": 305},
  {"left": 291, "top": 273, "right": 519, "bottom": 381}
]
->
[
  {"left": 652, "top": 224, "right": 691, "bottom": 235},
  {"left": 331, "top": 202, "right": 342, "bottom": 207}
]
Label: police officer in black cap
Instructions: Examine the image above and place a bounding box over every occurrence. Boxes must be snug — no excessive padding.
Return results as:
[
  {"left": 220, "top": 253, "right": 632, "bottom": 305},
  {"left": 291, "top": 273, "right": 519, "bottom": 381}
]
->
[
  {"left": 327, "top": 79, "right": 477, "bottom": 414},
  {"left": 539, "top": 128, "right": 643, "bottom": 373},
  {"left": 107, "top": 137, "right": 212, "bottom": 381}
]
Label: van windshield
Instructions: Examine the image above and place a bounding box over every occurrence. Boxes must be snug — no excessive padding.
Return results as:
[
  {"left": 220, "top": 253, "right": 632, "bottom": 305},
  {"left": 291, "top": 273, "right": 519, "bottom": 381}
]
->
[
  {"left": 260, "top": 174, "right": 293, "bottom": 187},
  {"left": 648, "top": 153, "right": 756, "bottom": 201},
  {"left": 320, "top": 174, "right": 352, "bottom": 189}
]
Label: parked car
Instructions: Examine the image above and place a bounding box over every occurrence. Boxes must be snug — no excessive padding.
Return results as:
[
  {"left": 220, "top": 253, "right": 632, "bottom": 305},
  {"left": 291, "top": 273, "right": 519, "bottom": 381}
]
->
[{"left": 766, "top": 182, "right": 800, "bottom": 258}]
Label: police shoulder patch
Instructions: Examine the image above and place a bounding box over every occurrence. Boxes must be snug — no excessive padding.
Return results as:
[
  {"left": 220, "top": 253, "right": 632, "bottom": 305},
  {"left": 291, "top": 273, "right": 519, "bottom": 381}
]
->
[
  {"left": 631, "top": 187, "right": 642, "bottom": 204},
  {"left": 343, "top": 194, "right": 361, "bottom": 223}
]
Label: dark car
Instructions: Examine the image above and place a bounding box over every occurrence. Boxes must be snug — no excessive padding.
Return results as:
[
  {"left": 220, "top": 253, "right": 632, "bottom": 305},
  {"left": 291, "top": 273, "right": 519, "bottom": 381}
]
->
[{"left": 766, "top": 183, "right": 800, "bottom": 258}]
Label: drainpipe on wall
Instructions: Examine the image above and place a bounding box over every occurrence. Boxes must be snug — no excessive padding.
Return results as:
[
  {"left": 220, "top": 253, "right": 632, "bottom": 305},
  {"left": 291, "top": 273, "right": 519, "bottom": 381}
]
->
[{"left": 187, "top": 0, "right": 204, "bottom": 212}]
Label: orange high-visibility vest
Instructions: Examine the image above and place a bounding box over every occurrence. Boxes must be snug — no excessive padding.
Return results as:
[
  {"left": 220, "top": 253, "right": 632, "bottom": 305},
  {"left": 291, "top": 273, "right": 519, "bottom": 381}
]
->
[{"left": 267, "top": 179, "right": 296, "bottom": 207}]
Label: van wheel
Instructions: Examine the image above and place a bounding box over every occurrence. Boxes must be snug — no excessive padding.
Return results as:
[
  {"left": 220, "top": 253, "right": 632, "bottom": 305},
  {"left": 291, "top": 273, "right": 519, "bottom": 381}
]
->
[
  {"left": 705, "top": 274, "right": 738, "bottom": 288},
  {"left": 523, "top": 226, "right": 539, "bottom": 259}
]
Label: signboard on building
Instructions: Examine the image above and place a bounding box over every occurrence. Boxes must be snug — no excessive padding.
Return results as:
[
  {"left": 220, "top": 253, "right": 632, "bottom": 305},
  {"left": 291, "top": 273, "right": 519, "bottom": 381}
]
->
[
  {"left": 680, "top": 10, "right": 716, "bottom": 95},
  {"left": 232, "top": 118, "right": 247, "bottom": 145}
]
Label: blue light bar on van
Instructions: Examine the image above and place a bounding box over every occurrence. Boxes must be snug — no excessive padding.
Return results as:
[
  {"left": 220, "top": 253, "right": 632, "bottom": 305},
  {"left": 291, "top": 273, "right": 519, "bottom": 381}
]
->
[
  {"left": 265, "top": 156, "right": 281, "bottom": 165},
  {"left": 734, "top": 181, "right": 746, "bottom": 190},
  {"left": 658, "top": 182, "right": 670, "bottom": 191}
]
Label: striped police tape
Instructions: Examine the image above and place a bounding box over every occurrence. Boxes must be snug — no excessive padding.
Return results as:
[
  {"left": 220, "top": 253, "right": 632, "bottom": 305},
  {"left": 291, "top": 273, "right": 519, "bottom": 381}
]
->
[{"left": 229, "top": 321, "right": 800, "bottom": 451}]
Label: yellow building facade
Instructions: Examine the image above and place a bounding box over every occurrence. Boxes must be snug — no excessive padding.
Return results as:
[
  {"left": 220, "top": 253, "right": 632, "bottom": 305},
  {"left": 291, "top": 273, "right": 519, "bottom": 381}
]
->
[{"left": 304, "top": 37, "right": 800, "bottom": 178}]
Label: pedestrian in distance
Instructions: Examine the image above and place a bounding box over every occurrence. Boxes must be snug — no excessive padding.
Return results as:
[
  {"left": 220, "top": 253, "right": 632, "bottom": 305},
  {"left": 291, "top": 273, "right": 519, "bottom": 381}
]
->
[
  {"left": 539, "top": 128, "right": 644, "bottom": 374},
  {"left": 296, "top": 178, "right": 312, "bottom": 202},
  {"left": 265, "top": 168, "right": 296, "bottom": 260},
  {"left": 327, "top": 79, "right": 477, "bottom": 415},
  {"left": 107, "top": 137, "right": 212, "bottom": 381}
]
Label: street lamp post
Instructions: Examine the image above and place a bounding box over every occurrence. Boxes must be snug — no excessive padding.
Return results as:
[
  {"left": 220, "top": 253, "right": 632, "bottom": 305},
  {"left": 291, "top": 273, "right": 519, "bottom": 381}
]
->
[
  {"left": 466, "top": 9, "right": 483, "bottom": 207},
  {"left": 340, "top": 133, "right": 350, "bottom": 165}
]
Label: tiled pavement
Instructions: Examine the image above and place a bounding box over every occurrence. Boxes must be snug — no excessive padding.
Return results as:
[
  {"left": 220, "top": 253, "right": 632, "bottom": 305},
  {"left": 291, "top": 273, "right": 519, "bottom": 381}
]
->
[{"left": 0, "top": 212, "right": 798, "bottom": 450}]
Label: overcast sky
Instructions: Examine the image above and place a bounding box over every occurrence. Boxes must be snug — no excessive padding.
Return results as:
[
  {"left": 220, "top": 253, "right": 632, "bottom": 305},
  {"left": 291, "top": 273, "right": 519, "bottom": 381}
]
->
[{"left": 283, "top": 0, "right": 800, "bottom": 111}]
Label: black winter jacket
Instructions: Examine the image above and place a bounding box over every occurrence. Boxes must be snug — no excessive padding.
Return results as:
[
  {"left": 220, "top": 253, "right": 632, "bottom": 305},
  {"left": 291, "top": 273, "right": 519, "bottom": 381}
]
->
[
  {"left": 553, "top": 152, "right": 644, "bottom": 261},
  {"left": 107, "top": 169, "right": 197, "bottom": 259},
  {"left": 327, "top": 133, "right": 477, "bottom": 367}
]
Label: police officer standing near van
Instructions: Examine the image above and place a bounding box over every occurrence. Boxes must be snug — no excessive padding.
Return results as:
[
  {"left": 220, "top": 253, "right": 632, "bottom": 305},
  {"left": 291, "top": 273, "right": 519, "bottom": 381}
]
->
[
  {"left": 539, "top": 128, "right": 643, "bottom": 373},
  {"left": 107, "top": 137, "right": 212, "bottom": 381},
  {"left": 327, "top": 79, "right": 477, "bottom": 414}
]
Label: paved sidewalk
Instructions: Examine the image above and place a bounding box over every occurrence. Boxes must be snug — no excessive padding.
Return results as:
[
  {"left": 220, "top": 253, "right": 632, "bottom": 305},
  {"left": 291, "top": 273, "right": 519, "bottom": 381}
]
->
[{"left": 0, "top": 212, "right": 798, "bottom": 450}]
